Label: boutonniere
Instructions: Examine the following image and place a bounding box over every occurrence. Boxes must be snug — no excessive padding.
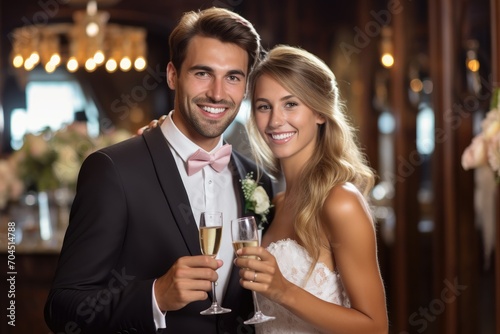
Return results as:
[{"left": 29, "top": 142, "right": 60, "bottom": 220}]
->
[{"left": 240, "top": 172, "right": 273, "bottom": 229}]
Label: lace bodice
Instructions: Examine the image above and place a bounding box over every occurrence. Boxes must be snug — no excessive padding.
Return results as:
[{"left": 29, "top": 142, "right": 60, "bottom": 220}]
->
[{"left": 255, "top": 239, "right": 350, "bottom": 334}]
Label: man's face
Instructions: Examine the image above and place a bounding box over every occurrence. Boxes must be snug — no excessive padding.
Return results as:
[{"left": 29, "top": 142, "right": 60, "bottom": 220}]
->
[{"left": 167, "top": 35, "right": 249, "bottom": 150}]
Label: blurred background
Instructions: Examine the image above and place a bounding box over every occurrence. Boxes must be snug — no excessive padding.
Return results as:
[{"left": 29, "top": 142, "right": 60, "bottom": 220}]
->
[{"left": 0, "top": 0, "right": 498, "bottom": 333}]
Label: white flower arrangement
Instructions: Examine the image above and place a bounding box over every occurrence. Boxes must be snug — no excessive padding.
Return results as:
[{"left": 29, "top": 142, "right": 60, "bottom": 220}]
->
[
  {"left": 241, "top": 172, "right": 272, "bottom": 229},
  {"left": 11, "top": 127, "right": 95, "bottom": 192},
  {"left": 462, "top": 88, "right": 500, "bottom": 180},
  {"left": 461, "top": 88, "right": 500, "bottom": 268},
  {"left": 0, "top": 159, "right": 23, "bottom": 210},
  {"left": 9, "top": 126, "right": 132, "bottom": 193}
]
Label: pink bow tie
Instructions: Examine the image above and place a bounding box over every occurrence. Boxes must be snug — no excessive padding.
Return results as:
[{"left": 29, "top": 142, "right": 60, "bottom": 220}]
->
[{"left": 186, "top": 144, "right": 232, "bottom": 176}]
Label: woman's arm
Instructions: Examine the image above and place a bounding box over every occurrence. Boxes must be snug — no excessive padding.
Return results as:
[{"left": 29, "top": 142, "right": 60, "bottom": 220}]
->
[{"left": 235, "top": 183, "right": 388, "bottom": 334}]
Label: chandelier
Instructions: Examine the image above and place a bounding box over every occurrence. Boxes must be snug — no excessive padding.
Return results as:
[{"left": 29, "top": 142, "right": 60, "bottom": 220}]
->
[{"left": 10, "top": 1, "right": 147, "bottom": 73}]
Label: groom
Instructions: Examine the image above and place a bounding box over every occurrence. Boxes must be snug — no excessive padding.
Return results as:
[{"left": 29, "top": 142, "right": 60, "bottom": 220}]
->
[{"left": 44, "top": 7, "right": 274, "bottom": 334}]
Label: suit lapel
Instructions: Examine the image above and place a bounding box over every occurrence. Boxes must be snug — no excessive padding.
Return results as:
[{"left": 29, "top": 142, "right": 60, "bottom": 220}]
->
[{"left": 142, "top": 127, "right": 201, "bottom": 257}]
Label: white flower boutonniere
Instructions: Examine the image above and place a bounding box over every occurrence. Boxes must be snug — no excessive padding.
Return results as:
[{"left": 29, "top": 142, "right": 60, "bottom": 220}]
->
[{"left": 241, "top": 172, "right": 272, "bottom": 229}]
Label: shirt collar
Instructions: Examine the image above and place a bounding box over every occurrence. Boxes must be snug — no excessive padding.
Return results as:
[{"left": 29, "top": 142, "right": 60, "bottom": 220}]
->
[{"left": 160, "top": 111, "right": 225, "bottom": 163}]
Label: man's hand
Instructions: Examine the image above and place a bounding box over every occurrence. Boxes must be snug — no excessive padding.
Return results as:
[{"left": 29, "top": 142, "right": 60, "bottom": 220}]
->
[{"left": 154, "top": 255, "right": 223, "bottom": 312}]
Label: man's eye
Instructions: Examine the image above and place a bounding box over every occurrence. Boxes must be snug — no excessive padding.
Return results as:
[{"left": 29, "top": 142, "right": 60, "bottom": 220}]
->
[{"left": 228, "top": 75, "right": 241, "bottom": 82}]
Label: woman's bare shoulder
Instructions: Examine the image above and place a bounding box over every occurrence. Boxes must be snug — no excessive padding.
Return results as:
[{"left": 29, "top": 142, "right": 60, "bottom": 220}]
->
[{"left": 322, "top": 183, "right": 373, "bottom": 231}]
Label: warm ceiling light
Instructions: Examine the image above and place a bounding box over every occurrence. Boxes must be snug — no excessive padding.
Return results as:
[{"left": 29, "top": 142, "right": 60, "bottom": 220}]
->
[
  {"left": 410, "top": 78, "right": 423, "bottom": 93},
  {"left": 9, "top": 1, "right": 147, "bottom": 73},
  {"left": 134, "top": 57, "right": 146, "bottom": 71},
  {"left": 45, "top": 62, "right": 57, "bottom": 73},
  {"left": 50, "top": 54, "right": 61, "bottom": 66},
  {"left": 119, "top": 57, "right": 132, "bottom": 71},
  {"left": 67, "top": 57, "right": 79, "bottom": 72},
  {"left": 381, "top": 53, "right": 394, "bottom": 68},
  {"left": 93, "top": 50, "right": 105, "bottom": 64},
  {"left": 86, "top": 22, "right": 100, "bottom": 37},
  {"left": 105, "top": 58, "right": 118, "bottom": 72},
  {"left": 12, "top": 55, "right": 24, "bottom": 68},
  {"left": 24, "top": 59, "right": 36, "bottom": 71},
  {"left": 85, "top": 58, "right": 97, "bottom": 72},
  {"left": 29, "top": 52, "right": 40, "bottom": 65},
  {"left": 467, "top": 59, "right": 480, "bottom": 72},
  {"left": 379, "top": 26, "right": 394, "bottom": 68}
]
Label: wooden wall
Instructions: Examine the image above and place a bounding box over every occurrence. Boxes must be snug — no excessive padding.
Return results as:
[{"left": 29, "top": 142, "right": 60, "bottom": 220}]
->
[{"left": 492, "top": 0, "right": 500, "bottom": 332}]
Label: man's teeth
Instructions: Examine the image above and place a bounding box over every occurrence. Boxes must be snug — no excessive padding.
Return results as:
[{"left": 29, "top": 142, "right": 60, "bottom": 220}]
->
[
  {"left": 272, "top": 132, "right": 294, "bottom": 140},
  {"left": 202, "top": 106, "right": 225, "bottom": 114}
]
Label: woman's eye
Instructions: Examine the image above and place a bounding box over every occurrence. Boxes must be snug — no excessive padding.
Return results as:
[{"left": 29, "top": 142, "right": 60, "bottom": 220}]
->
[
  {"left": 256, "top": 104, "right": 271, "bottom": 111},
  {"left": 285, "top": 102, "right": 298, "bottom": 108}
]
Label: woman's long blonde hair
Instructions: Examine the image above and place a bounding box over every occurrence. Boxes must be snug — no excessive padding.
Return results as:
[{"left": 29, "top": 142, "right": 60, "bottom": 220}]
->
[{"left": 246, "top": 45, "right": 375, "bottom": 267}]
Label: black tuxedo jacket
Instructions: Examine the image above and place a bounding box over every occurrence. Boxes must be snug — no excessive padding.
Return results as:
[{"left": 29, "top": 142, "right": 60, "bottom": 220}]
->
[{"left": 44, "top": 127, "right": 274, "bottom": 334}]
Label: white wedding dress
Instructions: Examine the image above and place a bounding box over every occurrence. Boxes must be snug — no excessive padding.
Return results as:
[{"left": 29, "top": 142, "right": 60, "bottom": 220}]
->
[{"left": 255, "top": 239, "right": 351, "bottom": 334}]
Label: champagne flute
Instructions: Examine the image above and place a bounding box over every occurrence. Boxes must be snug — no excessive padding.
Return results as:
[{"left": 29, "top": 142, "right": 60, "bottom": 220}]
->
[
  {"left": 231, "top": 216, "right": 275, "bottom": 324},
  {"left": 199, "top": 211, "right": 231, "bottom": 315}
]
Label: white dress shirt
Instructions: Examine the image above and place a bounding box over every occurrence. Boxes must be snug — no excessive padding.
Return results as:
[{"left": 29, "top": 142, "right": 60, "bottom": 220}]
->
[{"left": 152, "top": 112, "right": 238, "bottom": 329}]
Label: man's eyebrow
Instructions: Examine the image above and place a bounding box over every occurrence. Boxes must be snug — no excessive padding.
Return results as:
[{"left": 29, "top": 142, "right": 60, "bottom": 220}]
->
[
  {"left": 188, "top": 65, "right": 246, "bottom": 77},
  {"left": 188, "top": 65, "right": 214, "bottom": 73},
  {"left": 227, "top": 69, "right": 246, "bottom": 78}
]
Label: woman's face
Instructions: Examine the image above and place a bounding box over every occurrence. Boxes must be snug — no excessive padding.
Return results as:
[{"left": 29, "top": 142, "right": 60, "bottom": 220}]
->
[{"left": 253, "top": 74, "right": 325, "bottom": 163}]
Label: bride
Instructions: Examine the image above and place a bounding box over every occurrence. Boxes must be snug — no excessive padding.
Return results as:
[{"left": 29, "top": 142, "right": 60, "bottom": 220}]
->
[{"left": 233, "top": 45, "right": 388, "bottom": 334}]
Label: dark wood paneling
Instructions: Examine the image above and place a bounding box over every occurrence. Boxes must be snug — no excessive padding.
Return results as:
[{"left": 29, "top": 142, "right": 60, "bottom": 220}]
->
[{"left": 491, "top": 0, "right": 500, "bottom": 332}]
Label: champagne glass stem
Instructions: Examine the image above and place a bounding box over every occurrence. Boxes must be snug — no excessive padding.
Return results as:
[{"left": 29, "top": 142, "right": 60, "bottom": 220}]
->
[
  {"left": 252, "top": 291, "right": 261, "bottom": 313},
  {"left": 210, "top": 282, "right": 218, "bottom": 307},
  {"left": 243, "top": 290, "right": 275, "bottom": 324}
]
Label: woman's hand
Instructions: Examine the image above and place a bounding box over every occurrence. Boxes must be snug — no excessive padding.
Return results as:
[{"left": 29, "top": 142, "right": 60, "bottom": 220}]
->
[
  {"left": 136, "top": 114, "right": 167, "bottom": 135},
  {"left": 234, "top": 246, "right": 291, "bottom": 304}
]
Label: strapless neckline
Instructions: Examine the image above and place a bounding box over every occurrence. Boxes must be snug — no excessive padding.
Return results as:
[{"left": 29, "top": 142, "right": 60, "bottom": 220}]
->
[{"left": 255, "top": 238, "right": 351, "bottom": 333}]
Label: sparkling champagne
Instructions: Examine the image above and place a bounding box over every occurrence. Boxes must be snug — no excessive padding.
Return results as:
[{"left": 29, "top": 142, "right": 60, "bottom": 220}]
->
[
  {"left": 199, "top": 226, "right": 222, "bottom": 257},
  {"left": 232, "top": 240, "right": 259, "bottom": 253},
  {"left": 233, "top": 240, "right": 259, "bottom": 259}
]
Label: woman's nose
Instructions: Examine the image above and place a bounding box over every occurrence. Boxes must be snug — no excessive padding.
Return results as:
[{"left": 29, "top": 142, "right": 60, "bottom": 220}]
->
[{"left": 269, "top": 110, "right": 285, "bottom": 128}]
